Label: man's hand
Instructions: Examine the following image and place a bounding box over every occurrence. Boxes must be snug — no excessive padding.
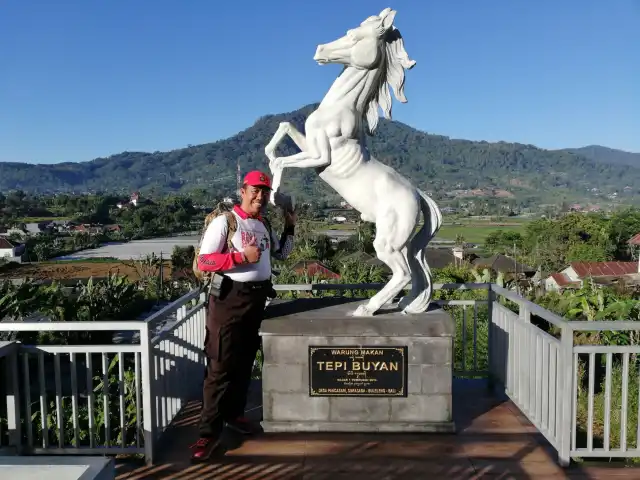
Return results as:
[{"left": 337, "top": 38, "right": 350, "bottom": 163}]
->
[
  {"left": 284, "top": 210, "right": 297, "bottom": 227},
  {"left": 243, "top": 236, "right": 261, "bottom": 263}
]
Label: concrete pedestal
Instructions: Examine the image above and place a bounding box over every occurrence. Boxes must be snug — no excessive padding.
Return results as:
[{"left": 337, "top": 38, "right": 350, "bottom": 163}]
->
[
  {"left": 260, "top": 298, "right": 455, "bottom": 433},
  {"left": 0, "top": 456, "right": 114, "bottom": 480}
]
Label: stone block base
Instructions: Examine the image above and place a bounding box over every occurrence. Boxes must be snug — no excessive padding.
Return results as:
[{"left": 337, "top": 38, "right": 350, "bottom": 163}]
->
[
  {"left": 259, "top": 298, "right": 455, "bottom": 433},
  {"left": 261, "top": 420, "right": 454, "bottom": 433}
]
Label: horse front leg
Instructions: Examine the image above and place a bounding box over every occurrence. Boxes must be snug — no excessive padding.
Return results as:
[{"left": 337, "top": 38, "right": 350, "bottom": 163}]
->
[
  {"left": 264, "top": 122, "right": 308, "bottom": 204},
  {"left": 265, "top": 122, "right": 308, "bottom": 161},
  {"left": 272, "top": 129, "right": 331, "bottom": 170}
]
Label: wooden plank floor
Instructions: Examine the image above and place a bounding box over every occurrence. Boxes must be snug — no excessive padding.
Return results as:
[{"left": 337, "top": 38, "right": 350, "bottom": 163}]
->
[{"left": 115, "top": 380, "right": 639, "bottom": 479}]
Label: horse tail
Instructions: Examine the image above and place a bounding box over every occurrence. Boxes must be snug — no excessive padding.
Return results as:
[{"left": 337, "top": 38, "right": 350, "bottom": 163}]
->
[
  {"left": 420, "top": 188, "right": 443, "bottom": 238},
  {"left": 401, "top": 188, "right": 442, "bottom": 314}
]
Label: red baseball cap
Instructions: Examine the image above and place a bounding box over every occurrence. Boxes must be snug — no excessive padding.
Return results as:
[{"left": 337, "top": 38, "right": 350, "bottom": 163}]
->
[{"left": 243, "top": 170, "right": 271, "bottom": 188}]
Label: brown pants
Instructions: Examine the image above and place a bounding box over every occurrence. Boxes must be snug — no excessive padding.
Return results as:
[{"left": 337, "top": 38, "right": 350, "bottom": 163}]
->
[{"left": 198, "top": 279, "right": 270, "bottom": 438}]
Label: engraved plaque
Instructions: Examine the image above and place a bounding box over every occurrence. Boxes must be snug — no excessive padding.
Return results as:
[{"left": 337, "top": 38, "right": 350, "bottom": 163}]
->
[{"left": 309, "top": 346, "right": 408, "bottom": 397}]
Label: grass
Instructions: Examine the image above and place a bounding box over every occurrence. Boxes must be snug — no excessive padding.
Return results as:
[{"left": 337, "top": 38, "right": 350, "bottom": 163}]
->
[
  {"left": 41, "top": 257, "right": 122, "bottom": 264},
  {"left": 310, "top": 219, "right": 526, "bottom": 244},
  {"left": 15, "top": 216, "right": 71, "bottom": 223},
  {"left": 309, "top": 213, "right": 536, "bottom": 245},
  {"left": 311, "top": 222, "right": 357, "bottom": 230},
  {"left": 436, "top": 224, "right": 525, "bottom": 243}
]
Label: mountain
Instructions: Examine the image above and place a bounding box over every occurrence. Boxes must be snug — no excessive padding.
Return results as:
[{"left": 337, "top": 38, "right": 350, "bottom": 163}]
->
[
  {"left": 1, "top": 103, "right": 640, "bottom": 203},
  {"left": 559, "top": 145, "right": 640, "bottom": 167}
]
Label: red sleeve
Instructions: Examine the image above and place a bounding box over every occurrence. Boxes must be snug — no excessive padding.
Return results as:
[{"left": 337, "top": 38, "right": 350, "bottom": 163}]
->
[{"left": 197, "top": 252, "right": 244, "bottom": 272}]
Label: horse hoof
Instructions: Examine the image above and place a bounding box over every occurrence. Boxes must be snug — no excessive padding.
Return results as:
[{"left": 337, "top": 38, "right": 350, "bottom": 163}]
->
[
  {"left": 353, "top": 304, "right": 375, "bottom": 317},
  {"left": 401, "top": 302, "right": 430, "bottom": 315},
  {"left": 397, "top": 295, "right": 413, "bottom": 310}
]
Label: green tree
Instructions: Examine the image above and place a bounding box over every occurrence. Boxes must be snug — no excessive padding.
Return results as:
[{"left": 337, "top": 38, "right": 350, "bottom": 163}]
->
[
  {"left": 33, "top": 242, "right": 53, "bottom": 261},
  {"left": 484, "top": 230, "right": 523, "bottom": 255}
]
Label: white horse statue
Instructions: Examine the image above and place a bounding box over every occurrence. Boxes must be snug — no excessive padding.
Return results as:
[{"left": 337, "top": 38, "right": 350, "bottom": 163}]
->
[{"left": 265, "top": 8, "right": 442, "bottom": 317}]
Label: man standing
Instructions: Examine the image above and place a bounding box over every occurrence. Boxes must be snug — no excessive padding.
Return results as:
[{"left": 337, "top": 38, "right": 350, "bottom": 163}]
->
[{"left": 191, "top": 170, "right": 295, "bottom": 461}]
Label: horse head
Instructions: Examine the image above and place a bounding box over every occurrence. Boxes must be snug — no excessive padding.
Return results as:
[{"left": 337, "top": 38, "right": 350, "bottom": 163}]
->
[
  {"left": 313, "top": 8, "right": 415, "bottom": 74},
  {"left": 313, "top": 8, "right": 416, "bottom": 133}
]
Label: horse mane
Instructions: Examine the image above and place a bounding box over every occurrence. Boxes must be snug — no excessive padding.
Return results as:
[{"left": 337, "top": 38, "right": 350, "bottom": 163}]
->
[{"left": 364, "top": 27, "right": 416, "bottom": 136}]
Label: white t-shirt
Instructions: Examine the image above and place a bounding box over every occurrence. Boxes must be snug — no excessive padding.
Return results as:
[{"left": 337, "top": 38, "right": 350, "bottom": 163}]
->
[{"left": 198, "top": 207, "right": 293, "bottom": 282}]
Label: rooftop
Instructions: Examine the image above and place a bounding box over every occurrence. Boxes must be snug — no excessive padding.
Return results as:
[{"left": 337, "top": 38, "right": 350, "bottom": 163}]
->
[
  {"left": 569, "top": 261, "right": 637, "bottom": 278},
  {"left": 473, "top": 254, "right": 536, "bottom": 274},
  {"left": 628, "top": 233, "right": 640, "bottom": 246},
  {"left": 0, "top": 237, "right": 15, "bottom": 249},
  {"left": 549, "top": 272, "right": 581, "bottom": 288}
]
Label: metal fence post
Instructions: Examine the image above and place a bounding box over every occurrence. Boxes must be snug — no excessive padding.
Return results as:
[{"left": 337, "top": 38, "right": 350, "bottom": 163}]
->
[
  {"left": 487, "top": 284, "right": 495, "bottom": 390},
  {"left": 558, "top": 324, "right": 574, "bottom": 467},
  {"left": 4, "top": 344, "right": 22, "bottom": 452},
  {"left": 140, "top": 322, "right": 157, "bottom": 465}
]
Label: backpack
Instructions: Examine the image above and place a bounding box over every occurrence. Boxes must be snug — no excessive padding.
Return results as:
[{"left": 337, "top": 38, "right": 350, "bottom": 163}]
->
[
  {"left": 192, "top": 203, "right": 276, "bottom": 283},
  {"left": 192, "top": 203, "right": 238, "bottom": 283}
]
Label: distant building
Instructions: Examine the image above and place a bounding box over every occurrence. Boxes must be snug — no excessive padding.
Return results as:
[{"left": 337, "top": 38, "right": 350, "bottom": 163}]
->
[
  {"left": 472, "top": 254, "right": 536, "bottom": 277},
  {"left": 545, "top": 261, "right": 639, "bottom": 292},
  {"left": 339, "top": 249, "right": 460, "bottom": 274},
  {"left": 0, "top": 238, "right": 24, "bottom": 262},
  {"left": 105, "top": 224, "right": 122, "bottom": 233},
  {"left": 291, "top": 260, "right": 340, "bottom": 280},
  {"left": 71, "top": 224, "right": 105, "bottom": 235},
  {"left": 117, "top": 192, "right": 141, "bottom": 209},
  {"left": 628, "top": 232, "right": 640, "bottom": 248},
  {"left": 544, "top": 273, "right": 581, "bottom": 292}
]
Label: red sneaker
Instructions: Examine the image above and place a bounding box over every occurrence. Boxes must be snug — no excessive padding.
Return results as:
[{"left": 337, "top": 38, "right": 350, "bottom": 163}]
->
[
  {"left": 189, "top": 436, "right": 221, "bottom": 461},
  {"left": 225, "top": 416, "right": 259, "bottom": 435}
]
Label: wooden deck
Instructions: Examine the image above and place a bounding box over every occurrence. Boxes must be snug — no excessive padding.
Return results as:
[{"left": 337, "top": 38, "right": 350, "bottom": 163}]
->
[{"left": 115, "top": 380, "right": 639, "bottom": 479}]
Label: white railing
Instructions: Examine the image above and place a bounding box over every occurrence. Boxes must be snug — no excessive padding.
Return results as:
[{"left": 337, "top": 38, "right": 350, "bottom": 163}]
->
[
  {"left": 568, "top": 321, "right": 640, "bottom": 460},
  {"left": 0, "top": 289, "right": 207, "bottom": 463},
  {"left": 2, "top": 282, "right": 639, "bottom": 468},
  {"left": 489, "top": 292, "right": 565, "bottom": 453},
  {"left": 490, "top": 285, "right": 640, "bottom": 466}
]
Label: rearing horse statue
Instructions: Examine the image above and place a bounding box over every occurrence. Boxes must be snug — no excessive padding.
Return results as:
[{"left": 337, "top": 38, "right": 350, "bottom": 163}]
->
[{"left": 265, "top": 8, "right": 442, "bottom": 317}]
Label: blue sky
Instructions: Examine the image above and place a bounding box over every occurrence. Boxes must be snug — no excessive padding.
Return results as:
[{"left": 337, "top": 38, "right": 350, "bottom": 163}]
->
[{"left": 0, "top": 0, "right": 638, "bottom": 164}]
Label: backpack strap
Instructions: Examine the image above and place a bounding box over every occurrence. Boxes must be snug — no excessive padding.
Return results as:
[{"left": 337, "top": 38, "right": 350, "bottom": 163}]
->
[
  {"left": 222, "top": 211, "right": 238, "bottom": 252},
  {"left": 261, "top": 216, "right": 276, "bottom": 255},
  {"left": 194, "top": 209, "right": 238, "bottom": 285}
]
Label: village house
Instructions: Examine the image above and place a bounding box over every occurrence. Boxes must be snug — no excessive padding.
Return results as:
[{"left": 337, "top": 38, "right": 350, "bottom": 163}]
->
[
  {"left": 290, "top": 260, "right": 340, "bottom": 280},
  {"left": 339, "top": 249, "right": 462, "bottom": 276},
  {"left": 117, "top": 192, "right": 141, "bottom": 209},
  {"left": 471, "top": 254, "right": 536, "bottom": 278},
  {"left": 71, "top": 224, "right": 106, "bottom": 236},
  {"left": 544, "top": 261, "right": 639, "bottom": 292},
  {"left": 628, "top": 232, "right": 640, "bottom": 250},
  {"left": 543, "top": 233, "right": 640, "bottom": 292},
  {"left": 0, "top": 238, "right": 25, "bottom": 262},
  {"left": 105, "top": 224, "right": 123, "bottom": 233}
]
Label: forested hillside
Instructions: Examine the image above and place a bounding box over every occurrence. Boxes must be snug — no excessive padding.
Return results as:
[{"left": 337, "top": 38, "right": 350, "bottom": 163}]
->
[{"left": 1, "top": 103, "right": 639, "bottom": 203}]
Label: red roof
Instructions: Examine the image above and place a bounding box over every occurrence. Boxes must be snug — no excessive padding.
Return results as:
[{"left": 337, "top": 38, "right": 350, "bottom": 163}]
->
[
  {"left": 569, "top": 261, "right": 638, "bottom": 278},
  {"left": 292, "top": 261, "right": 340, "bottom": 280},
  {"left": 628, "top": 233, "right": 640, "bottom": 246},
  {"left": 0, "top": 238, "right": 15, "bottom": 249},
  {"left": 549, "top": 273, "right": 580, "bottom": 287}
]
